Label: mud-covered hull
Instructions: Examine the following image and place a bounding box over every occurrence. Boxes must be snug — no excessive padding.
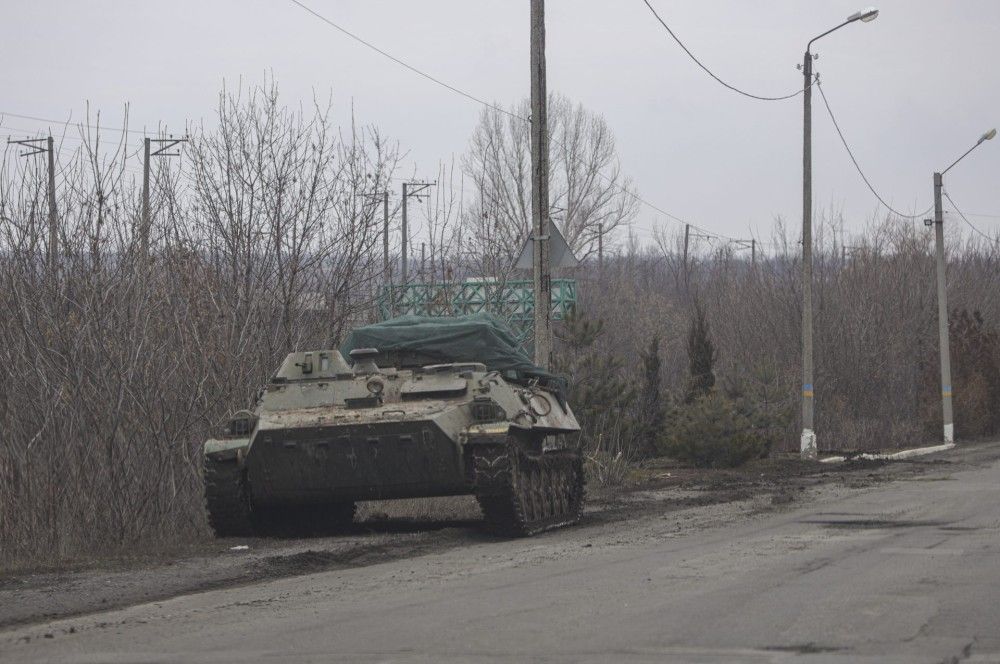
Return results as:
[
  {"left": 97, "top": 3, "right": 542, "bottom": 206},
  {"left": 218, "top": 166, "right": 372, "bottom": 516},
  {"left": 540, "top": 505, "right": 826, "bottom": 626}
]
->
[
  {"left": 245, "top": 420, "right": 469, "bottom": 506},
  {"left": 203, "top": 338, "right": 584, "bottom": 538}
]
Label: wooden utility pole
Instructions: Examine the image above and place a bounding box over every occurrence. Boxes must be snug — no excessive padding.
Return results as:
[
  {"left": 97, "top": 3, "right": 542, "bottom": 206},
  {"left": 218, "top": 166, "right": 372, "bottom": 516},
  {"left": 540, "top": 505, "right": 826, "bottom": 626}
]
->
[
  {"left": 141, "top": 136, "right": 187, "bottom": 261},
  {"left": 597, "top": 222, "right": 604, "bottom": 278},
  {"left": 401, "top": 181, "right": 434, "bottom": 285},
  {"left": 382, "top": 191, "right": 390, "bottom": 282},
  {"left": 683, "top": 223, "right": 690, "bottom": 270},
  {"left": 7, "top": 137, "right": 57, "bottom": 269},
  {"left": 530, "top": 0, "right": 552, "bottom": 369},
  {"left": 46, "top": 137, "right": 57, "bottom": 270},
  {"left": 141, "top": 138, "right": 151, "bottom": 259},
  {"left": 401, "top": 183, "right": 409, "bottom": 283}
]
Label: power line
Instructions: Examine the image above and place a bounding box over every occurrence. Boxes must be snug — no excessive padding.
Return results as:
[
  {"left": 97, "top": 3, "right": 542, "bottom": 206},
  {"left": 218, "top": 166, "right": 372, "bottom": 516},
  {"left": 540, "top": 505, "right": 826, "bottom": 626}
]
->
[
  {"left": 640, "top": 0, "right": 806, "bottom": 102},
  {"left": 1, "top": 126, "right": 87, "bottom": 142},
  {"left": 287, "top": 0, "right": 733, "bottom": 243},
  {"left": 944, "top": 191, "right": 998, "bottom": 245},
  {"left": 0, "top": 110, "right": 167, "bottom": 136},
  {"left": 815, "top": 76, "right": 933, "bottom": 220},
  {"left": 288, "top": 0, "right": 523, "bottom": 121}
]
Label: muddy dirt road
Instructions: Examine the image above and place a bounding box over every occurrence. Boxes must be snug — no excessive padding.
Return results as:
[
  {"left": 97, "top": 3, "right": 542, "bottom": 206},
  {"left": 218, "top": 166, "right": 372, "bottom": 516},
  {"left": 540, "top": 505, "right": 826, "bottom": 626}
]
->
[{"left": 3, "top": 442, "right": 1000, "bottom": 662}]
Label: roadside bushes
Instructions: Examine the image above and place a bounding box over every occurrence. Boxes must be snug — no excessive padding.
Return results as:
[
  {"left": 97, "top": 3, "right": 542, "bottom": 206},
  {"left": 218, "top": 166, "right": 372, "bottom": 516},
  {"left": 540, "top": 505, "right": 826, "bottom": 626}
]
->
[
  {"left": 661, "top": 392, "right": 776, "bottom": 468},
  {"left": 659, "top": 305, "right": 784, "bottom": 468},
  {"left": 557, "top": 304, "right": 784, "bottom": 472},
  {"left": 554, "top": 312, "right": 639, "bottom": 488},
  {"left": 927, "top": 309, "right": 1000, "bottom": 439}
]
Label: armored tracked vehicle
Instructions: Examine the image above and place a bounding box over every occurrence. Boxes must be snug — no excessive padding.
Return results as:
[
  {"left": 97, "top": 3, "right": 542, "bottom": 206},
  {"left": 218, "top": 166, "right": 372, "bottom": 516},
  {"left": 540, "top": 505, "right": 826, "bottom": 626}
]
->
[{"left": 203, "top": 314, "right": 583, "bottom": 537}]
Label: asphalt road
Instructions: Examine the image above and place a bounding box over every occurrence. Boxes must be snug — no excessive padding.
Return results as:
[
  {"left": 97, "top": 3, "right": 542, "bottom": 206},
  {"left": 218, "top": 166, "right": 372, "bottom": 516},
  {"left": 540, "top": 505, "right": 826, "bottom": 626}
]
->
[{"left": 4, "top": 445, "right": 1000, "bottom": 663}]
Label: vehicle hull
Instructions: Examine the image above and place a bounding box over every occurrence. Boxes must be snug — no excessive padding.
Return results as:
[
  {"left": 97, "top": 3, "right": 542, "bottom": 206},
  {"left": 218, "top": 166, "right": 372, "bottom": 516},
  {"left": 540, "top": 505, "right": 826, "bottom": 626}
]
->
[{"left": 245, "top": 419, "right": 469, "bottom": 506}]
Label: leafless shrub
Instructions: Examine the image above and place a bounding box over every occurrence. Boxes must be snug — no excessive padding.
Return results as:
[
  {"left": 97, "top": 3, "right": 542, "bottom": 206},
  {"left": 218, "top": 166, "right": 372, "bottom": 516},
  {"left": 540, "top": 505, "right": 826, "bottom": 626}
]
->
[
  {"left": 581, "top": 213, "right": 1000, "bottom": 454},
  {"left": 2, "top": 83, "right": 998, "bottom": 571},
  {"left": 583, "top": 412, "right": 636, "bottom": 489},
  {"left": 0, "top": 81, "right": 401, "bottom": 570}
]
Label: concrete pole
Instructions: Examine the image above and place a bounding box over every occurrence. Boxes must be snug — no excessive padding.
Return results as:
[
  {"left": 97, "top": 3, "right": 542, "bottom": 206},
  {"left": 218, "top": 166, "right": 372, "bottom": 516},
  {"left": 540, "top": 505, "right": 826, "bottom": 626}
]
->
[
  {"left": 140, "top": 137, "right": 151, "bottom": 261},
  {"left": 933, "top": 172, "right": 955, "bottom": 444},
  {"left": 530, "top": 0, "right": 552, "bottom": 369},
  {"left": 401, "top": 182, "right": 409, "bottom": 284},
  {"left": 47, "top": 136, "right": 58, "bottom": 271},
  {"left": 800, "top": 50, "right": 817, "bottom": 459}
]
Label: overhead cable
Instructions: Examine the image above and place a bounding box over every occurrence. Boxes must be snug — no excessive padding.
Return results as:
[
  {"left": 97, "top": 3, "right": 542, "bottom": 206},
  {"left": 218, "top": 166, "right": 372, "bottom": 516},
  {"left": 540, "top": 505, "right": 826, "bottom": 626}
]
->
[
  {"left": 815, "top": 77, "right": 933, "bottom": 220},
  {"left": 640, "top": 0, "right": 806, "bottom": 102},
  {"left": 0, "top": 110, "right": 160, "bottom": 137},
  {"left": 289, "top": 0, "right": 731, "bottom": 241},
  {"left": 288, "top": 0, "right": 523, "bottom": 121},
  {"left": 944, "top": 191, "right": 999, "bottom": 245}
]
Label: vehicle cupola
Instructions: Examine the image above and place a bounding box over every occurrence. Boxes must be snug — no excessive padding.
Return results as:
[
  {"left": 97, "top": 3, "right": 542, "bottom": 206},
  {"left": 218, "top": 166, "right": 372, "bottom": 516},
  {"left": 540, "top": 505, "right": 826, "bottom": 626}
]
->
[{"left": 349, "top": 347, "right": 382, "bottom": 375}]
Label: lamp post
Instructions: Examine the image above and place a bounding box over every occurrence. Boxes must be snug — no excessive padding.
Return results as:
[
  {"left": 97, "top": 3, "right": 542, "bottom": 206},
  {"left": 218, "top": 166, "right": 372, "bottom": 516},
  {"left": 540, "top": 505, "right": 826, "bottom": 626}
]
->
[
  {"left": 799, "top": 6, "right": 879, "bottom": 460},
  {"left": 928, "top": 128, "right": 996, "bottom": 445}
]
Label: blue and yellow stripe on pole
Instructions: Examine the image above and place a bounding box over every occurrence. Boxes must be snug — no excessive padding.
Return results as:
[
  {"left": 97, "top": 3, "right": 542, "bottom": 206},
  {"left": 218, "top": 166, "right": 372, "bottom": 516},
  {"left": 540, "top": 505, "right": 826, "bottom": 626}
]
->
[{"left": 803, "top": 383, "right": 814, "bottom": 398}]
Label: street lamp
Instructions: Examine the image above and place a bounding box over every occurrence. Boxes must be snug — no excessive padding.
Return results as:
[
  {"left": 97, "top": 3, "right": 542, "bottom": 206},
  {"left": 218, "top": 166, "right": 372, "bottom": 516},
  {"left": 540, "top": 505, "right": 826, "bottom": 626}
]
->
[
  {"left": 928, "top": 127, "right": 996, "bottom": 446},
  {"left": 799, "top": 7, "right": 879, "bottom": 460},
  {"left": 847, "top": 7, "right": 880, "bottom": 23}
]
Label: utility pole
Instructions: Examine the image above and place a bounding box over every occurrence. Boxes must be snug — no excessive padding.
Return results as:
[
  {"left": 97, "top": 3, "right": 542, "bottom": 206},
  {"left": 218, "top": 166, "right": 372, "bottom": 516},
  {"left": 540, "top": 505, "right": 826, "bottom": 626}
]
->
[
  {"left": 925, "top": 127, "right": 995, "bottom": 445},
  {"left": 47, "top": 137, "right": 56, "bottom": 269},
  {"left": 530, "top": 0, "right": 552, "bottom": 369},
  {"left": 363, "top": 191, "right": 391, "bottom": 279},
  {"left": 597, "top": 222, "right": 604, "bottom": 278},
  {"left": 141, "top": 138, "right": 151, "bottom": 259},
  {"left": 683, "top": 223, "right": 690, "bottom": 272},
  {"left": 932, "top": 172, "right": 954, "bottom": 445},
  {"left": 382, "top": 191, "right": 390, "bottom": 282},
  {"left": 421, "top": 242, "right": 426, "bottom": 283},
  {"left": 801, "top": 47, "right": 816, "bottom": 460},
  {"left": 400, "top": 181, "right": 434, "bottom": 285},
  {"left": 364, "top": 189, "right": 393, "bottom": 314},
  {"left": 401, "top": 183, "right": 408, "bottom": 283},
  {"left": 8, "top": 137, "right": 57, "bottom": 270},
  {"left": 797, "top": 6, "right": 879, "bottom": 460},
  {"left": 141, "top": 136, "right": 187, "bottom": 260}
]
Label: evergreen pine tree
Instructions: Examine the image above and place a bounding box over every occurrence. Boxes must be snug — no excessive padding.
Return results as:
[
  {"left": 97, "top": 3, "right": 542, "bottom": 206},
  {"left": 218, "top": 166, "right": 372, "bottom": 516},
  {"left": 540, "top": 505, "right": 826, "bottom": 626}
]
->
[{"left": 685, "top": 304, "right": 716, "bottom": 403}]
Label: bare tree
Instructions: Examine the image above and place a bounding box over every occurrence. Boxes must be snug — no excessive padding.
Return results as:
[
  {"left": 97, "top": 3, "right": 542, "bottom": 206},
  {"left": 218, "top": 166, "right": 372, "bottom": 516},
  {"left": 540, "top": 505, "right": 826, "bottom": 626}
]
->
[
  {"left": 0, "top": 80, "right": 403, "bottom": 570},
  {"left": 461, "top": 92, "right": 638, "bottom": 279}
]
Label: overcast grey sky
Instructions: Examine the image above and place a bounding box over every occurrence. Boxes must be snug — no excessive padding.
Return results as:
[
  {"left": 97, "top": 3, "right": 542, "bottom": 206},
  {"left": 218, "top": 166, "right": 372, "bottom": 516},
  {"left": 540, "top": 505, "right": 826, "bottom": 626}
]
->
[{"left": 2, "top": 0, "right": 998, "bottom": 247}]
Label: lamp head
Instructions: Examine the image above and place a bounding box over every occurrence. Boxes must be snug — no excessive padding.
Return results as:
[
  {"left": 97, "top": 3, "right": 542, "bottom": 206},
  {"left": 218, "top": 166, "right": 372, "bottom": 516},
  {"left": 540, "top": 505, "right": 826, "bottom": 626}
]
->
[
  {"left": 848, "top": 7, "right": 879, "bottom": 23},
  {"left": 979, "top": 128, "right": 997, "bottom": 144}
]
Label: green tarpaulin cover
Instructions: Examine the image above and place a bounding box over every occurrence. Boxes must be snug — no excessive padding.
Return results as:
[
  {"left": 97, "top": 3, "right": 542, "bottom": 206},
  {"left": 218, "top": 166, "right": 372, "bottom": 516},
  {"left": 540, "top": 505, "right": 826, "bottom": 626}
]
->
[{"left": 340, "top": 313, "right": 563, "bottom": 389}]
